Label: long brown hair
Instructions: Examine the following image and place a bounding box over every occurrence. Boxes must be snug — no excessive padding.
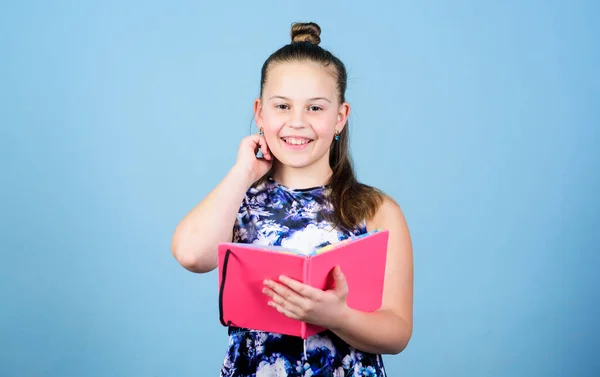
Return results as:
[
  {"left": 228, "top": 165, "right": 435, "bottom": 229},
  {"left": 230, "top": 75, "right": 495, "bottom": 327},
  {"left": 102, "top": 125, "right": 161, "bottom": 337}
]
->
[{"left": 256, "top": 22, "right": 384, "bottom": 231}]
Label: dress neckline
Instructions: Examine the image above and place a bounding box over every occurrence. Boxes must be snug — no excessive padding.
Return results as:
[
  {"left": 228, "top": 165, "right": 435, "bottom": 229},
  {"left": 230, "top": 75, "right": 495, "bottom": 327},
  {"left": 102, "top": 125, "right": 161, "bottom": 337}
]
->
[{"left": 267, "top": 176, "right": 329, "bottom": 193}]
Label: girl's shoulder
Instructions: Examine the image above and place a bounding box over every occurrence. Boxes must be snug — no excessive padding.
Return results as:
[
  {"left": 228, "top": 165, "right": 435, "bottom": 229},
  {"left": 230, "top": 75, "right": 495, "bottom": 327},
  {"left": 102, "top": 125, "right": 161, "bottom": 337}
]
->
[{"left": 354, "top": 182, "right": 405, "bottom": 230}]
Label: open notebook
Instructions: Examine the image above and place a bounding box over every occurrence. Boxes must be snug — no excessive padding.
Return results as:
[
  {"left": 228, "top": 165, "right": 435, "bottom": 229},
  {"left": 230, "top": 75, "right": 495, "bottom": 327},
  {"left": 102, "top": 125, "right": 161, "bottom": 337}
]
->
[{"left": 217, "top": 229, "right": 389, "bottom": 339}]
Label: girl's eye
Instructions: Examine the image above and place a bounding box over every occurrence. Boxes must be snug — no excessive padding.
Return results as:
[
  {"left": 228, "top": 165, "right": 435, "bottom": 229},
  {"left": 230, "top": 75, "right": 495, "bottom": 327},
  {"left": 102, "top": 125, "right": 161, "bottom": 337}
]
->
[
  {"left": 308, "top": 106, "right": 322, "bottom": 111},
  {"left": 276, "top": 104, "right": 289, "bottom": 110}
]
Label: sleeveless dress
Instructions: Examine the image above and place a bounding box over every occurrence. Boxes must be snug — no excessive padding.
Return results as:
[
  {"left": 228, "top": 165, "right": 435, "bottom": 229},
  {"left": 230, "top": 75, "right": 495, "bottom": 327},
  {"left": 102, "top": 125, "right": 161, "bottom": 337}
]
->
[{"left": 219, "top": 177, "right": 387, "bottom": 377}]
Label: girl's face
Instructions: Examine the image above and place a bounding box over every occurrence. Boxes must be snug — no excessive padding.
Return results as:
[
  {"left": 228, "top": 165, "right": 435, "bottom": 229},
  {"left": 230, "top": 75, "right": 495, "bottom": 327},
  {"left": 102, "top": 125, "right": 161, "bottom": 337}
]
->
[{"left": 254, "top": 60, "right": 349, "bottom": 171}]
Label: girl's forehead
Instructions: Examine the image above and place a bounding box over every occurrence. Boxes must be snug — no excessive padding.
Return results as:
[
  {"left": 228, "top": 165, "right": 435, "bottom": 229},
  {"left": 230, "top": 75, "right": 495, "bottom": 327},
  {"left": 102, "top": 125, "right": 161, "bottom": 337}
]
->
[{"left": 264, "top": 61, "right": 337, "bottom": 97}]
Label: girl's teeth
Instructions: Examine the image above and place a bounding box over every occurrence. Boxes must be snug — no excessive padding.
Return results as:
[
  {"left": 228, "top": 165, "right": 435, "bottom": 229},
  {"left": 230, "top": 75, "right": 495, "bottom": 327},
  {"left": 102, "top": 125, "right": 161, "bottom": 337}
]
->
[{"left": 286, "top": 138, "right": 308, "bottom": 145}]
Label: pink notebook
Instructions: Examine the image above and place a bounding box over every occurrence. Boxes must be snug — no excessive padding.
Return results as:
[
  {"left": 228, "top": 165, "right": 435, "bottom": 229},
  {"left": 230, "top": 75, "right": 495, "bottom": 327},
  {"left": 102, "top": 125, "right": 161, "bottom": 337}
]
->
[{"left": 217, "top": 229, "right": 389, "bottom": 339}]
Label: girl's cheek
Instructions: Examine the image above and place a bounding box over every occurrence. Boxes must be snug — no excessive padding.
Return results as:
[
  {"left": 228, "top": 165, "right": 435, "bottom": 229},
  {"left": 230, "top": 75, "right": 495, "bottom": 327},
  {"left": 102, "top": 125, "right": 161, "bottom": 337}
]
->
[{"left": 264, "top": 116, "right": 287, "bottom": 130}]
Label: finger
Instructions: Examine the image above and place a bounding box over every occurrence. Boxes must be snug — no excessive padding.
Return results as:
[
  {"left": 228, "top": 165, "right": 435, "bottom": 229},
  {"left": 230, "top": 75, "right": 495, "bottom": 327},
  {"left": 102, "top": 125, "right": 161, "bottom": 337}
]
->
[
  {"left": 245, "top": 133, "right": 271, "bottom": 161},
  {"left": 244, "top": 135, "right": 261, "bottom": 155},
  {"left": 264, "top": 279, "right": 308, "bottom": 306},
  {"left": 264, "top": 288, "right": 303, "bottom": 316},
  {"left": 332, "top": 266, "right": 348, "bottom": 295},
  {"left": 277, "top": 275, "right": 322, "bottom": 301},
  {"left": 268, "top": 301, "right": 299, "bottom": 320},
  {"left": 263, "top": 287, "right": 302, "bottom": 316}
]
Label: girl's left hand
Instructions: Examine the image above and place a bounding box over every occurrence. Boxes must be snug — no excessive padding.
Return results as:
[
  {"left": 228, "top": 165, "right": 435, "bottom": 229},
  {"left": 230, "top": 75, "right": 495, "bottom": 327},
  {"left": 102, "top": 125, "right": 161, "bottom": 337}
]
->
[{"left": 262, "top": 266, "right": 349, "bottom": 330}]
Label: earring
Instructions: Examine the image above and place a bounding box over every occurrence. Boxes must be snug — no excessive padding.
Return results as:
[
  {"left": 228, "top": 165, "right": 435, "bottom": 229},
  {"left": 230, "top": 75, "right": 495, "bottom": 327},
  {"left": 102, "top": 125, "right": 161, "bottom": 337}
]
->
[
  {"left": 259, "top": 127, "right": 264, "bottom": 136},
  {"left": 334, "top": 129, "right": 340, "bottom": 141}
]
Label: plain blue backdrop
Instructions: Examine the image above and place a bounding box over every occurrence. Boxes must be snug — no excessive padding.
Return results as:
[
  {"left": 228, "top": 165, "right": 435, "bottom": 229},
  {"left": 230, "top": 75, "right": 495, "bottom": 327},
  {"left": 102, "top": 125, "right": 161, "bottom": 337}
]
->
[{"left": 1, "top": 0, "right": 599, "bottom": 376}]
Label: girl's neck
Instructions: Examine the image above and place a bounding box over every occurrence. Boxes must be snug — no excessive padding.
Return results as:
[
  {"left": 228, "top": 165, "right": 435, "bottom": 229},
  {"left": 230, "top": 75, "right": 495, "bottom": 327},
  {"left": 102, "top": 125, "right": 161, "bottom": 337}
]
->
[{"left": 271, "top": 161, "right": 332, "bottom": 190}]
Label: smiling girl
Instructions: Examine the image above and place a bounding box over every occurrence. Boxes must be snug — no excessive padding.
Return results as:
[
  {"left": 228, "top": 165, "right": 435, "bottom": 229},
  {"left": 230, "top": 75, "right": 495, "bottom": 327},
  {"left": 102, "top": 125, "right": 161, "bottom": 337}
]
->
[{"left": 172, "top": 22, "right": 413, "bottom": 377}]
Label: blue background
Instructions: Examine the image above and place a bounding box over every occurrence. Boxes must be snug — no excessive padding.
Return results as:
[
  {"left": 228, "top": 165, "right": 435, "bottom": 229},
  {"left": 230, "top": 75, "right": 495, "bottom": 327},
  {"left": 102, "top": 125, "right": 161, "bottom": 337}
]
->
[{"left": 1, "top": 0, "right": 599, "bottom": 376}]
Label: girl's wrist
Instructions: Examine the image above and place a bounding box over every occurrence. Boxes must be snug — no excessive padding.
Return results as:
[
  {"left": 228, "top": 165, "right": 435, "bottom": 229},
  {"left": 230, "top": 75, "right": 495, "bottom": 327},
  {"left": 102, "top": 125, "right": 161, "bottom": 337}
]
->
[
  {"left": 328, "top": 303, "right": 353, "bottom": 332},
  {"left": 229, "top": 164, "right": 258, "bottom": 189}
]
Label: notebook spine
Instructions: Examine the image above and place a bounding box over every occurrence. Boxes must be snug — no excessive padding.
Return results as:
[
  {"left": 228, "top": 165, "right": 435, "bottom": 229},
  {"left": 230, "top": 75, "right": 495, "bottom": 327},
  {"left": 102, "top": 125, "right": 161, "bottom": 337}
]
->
[{"left": 300, "top": 257, "right": 311, "bottom": 339}]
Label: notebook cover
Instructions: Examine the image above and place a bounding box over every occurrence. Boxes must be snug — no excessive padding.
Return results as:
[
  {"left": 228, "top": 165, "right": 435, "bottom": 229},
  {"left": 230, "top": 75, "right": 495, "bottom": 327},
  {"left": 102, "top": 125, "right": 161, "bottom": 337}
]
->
[
  {"left": 303, "top": 230, "right": 389, "bottom": 337},
  {"left": 217, "top": 230, "right": 389, "bottom": 339},
  {"left": 217, "top": 244, "right": 307, "bottom": 337}
]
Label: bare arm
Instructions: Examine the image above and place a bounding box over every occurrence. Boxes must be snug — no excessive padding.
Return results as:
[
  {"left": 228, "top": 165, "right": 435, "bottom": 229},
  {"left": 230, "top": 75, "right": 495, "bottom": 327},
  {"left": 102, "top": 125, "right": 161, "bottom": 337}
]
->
[
  {"left": 330, "top": 196, "right": 414, "bottom": 354},
  {"left": 171, "top": 135, "right": 272, "bottom": 273},
  {"left": 171, "top": 165, "right": 254, "bottom": 273}
]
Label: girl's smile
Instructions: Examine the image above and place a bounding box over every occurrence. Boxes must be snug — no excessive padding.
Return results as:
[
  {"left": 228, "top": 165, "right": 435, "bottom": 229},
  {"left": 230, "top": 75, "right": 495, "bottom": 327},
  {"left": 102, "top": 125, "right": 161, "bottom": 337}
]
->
[{"left": 281, "top": 136, "right": 314, "bottom": 150}]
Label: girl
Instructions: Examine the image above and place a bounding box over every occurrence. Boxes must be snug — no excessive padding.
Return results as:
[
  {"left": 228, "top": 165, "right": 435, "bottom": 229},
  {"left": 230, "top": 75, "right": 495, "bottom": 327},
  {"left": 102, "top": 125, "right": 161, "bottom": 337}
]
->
[{"left": 172, "top": 22, "right": 413, "bottom": 377}]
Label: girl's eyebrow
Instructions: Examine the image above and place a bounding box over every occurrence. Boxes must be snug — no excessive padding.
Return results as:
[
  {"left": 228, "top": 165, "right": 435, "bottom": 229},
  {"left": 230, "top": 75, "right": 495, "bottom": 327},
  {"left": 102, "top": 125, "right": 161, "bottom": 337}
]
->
[{"left": 268, "top": 95, "right": 332, "bottom": 103}]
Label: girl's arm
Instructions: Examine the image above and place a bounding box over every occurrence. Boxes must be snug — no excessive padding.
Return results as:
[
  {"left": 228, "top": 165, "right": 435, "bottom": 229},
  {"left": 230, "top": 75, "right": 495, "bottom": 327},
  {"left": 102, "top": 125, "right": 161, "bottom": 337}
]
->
[
  {"left": 171, "top": 135, "right": 272, "bottom": 273},
  {"left": 329, "top": 196, "right": 414, "bottom": 354},
  {"left": 171, "top": 165, "right": 253, "bottom": 273}
]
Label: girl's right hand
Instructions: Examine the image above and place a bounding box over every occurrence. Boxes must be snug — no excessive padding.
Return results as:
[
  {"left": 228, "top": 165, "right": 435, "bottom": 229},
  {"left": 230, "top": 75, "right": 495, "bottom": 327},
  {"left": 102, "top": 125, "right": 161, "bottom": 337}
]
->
[{"left": 234, "top": 134, "right": 273, "bottom": 185}]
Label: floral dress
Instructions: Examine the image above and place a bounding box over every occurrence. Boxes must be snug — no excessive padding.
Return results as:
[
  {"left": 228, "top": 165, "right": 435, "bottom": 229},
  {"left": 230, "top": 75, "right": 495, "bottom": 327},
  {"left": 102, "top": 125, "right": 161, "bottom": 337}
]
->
[{"left": 219, "top": 177, "right": 387, "bottom": 377}]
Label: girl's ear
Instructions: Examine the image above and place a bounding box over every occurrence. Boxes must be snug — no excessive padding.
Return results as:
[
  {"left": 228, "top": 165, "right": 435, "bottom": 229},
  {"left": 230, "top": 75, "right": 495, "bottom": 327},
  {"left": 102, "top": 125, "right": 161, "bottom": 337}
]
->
[
  {"left": 336, "top": 102, "right": 351, "bottom": 132},
  {"left": 254, "top": 98, "right": 263, "bottom": 131}
]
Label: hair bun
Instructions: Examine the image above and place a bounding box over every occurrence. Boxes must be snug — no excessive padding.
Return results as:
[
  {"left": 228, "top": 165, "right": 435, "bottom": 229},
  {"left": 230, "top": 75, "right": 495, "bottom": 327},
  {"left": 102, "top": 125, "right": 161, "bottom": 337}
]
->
[{"left": 291, "top": 22, "right": 321, "bottom": 45}]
